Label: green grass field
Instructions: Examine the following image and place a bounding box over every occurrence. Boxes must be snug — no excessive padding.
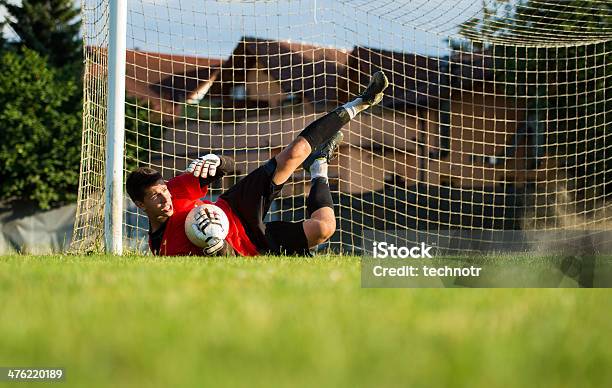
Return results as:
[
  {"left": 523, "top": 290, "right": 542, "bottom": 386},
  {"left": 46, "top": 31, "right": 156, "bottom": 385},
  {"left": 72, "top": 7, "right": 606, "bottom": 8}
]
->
[{"left": 0, "top": 255, "right": 610, "bottom": 387}]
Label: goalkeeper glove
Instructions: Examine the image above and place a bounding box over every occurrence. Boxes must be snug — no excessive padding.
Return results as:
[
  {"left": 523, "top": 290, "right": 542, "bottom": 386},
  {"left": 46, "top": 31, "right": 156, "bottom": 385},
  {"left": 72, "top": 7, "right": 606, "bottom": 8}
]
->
[
  {"left": 193, "top": 205, "right": 226, "bottom": 255},
  {"left": 187, "top": 153, "right": 221, "bottom": 178}
]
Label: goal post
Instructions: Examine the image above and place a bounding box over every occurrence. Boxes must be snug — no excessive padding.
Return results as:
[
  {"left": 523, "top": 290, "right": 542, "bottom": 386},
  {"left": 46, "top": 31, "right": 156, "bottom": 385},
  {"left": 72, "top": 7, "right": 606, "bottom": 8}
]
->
[
  {"left": 72, "top": 0, "right": 612, "bottom": 256},
  {"left": 104, "top": 0, "right": 128, "bottom": 255}
]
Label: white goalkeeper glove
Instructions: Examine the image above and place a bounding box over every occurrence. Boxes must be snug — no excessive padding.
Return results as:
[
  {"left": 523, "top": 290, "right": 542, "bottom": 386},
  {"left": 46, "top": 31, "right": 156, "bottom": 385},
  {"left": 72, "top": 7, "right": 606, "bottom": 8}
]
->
[
  {"left": 202, "top": 237, "right": 224, "bottom": 256},
  {"left": 187, "top": 153, "right": 221, "bottom": 179},
  {"left": 193, "top": 205, "right": 226, "bottom": 255}
]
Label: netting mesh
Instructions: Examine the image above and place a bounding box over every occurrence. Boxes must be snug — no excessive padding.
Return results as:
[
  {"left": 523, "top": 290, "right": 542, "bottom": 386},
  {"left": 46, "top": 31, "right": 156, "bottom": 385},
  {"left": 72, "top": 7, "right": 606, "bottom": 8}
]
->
[
  {"left": 72, "top": 0, "right": 110, "bottom": 252},
  {"left": 73, "top": 0, "right": 612, "bottom": 254}
]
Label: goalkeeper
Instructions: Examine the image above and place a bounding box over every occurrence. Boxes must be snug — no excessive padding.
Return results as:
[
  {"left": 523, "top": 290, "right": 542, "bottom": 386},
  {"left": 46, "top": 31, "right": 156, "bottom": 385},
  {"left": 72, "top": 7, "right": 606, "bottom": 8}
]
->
[{"left": 126, "top": 71, "right": 389, "bottom": 256}]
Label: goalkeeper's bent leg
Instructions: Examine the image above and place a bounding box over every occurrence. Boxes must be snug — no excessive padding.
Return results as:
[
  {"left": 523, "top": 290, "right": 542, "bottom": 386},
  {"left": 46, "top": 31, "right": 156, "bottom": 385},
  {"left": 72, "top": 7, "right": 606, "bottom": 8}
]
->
[
  {"left": 272, "top": 110, "right": 347, "bottom": 184},
  {"left": 303, "top": 208, "right": 336, "bottom": 248},
  {"left": 273, "top": 71, "right": 388, "bottom": 185},
  {"left": 303, "top": 178, "right": 336, "bottom": 248},
  {"left": 307, "top": 177, "right": 334, "bottom": 217}
]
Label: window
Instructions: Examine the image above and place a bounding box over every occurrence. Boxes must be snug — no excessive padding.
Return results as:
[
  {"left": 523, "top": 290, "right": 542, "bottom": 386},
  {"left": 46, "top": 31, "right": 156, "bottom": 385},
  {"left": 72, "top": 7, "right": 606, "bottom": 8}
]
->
[{"left": 231, "top": 84, "right": 247, "bottom": 100}]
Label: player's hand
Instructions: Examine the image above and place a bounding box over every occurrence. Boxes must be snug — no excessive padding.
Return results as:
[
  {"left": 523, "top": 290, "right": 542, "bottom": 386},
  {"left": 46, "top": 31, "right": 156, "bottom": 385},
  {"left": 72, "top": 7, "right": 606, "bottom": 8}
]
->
[
  {"left": 193, "top": 205, "right": 226, "bottom": 255},
  {"left": 193, "top": 205, "right": 224, "bottom": 234},
  {"left": 202, "top": 238, "right": 224, "bottom": 256},
  {"left": 187, "top": 154, "right": 221, "bottom": 178}
]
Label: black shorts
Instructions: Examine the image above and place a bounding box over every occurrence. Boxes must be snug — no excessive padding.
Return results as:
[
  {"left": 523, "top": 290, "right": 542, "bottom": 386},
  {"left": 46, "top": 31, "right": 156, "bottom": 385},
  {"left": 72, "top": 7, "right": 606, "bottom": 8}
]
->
[{"left": 219, "top": 158, "right": 311, "bottom": 256}]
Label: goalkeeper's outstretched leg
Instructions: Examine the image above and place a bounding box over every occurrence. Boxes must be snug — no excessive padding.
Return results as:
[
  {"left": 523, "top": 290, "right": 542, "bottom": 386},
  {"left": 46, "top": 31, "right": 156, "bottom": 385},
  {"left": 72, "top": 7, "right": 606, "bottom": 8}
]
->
[
  {"left": 271, "top": 70, "right": 389, "bottom": 185},
  {"left": 264, "top": 71, "right": 389, "bottom": 252}
]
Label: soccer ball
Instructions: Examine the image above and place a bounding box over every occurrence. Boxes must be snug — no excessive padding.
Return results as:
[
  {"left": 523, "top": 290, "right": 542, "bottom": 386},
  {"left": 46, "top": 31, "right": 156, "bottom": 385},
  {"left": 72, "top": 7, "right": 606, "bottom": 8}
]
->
[{"left": 184, "top": 203, "right": 230, "bottom": 250}]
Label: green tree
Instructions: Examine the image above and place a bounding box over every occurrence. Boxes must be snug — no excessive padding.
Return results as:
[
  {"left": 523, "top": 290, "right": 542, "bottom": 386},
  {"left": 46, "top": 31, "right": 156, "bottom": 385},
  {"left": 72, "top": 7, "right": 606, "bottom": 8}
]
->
[
  {"left": 454, "top": 0, "right": 611, "bottom": 50},
  {"left": 0, "top": 0, "right": 82, "bottom": 69},
  {"left": 0, "top": 0, "right": 83, "bottom": 209},
  {"left": 454, "top": 0, "right": 612, "bottom": 201},
  {"left": 0, "top": 48, "right": 82, "bottom": 209}
]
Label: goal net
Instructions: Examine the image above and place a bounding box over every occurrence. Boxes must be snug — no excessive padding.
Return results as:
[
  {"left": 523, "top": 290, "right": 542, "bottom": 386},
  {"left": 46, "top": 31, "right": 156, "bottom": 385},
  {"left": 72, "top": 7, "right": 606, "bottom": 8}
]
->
[{"left": 73, "top": 0, "right": 612, "bottom": 255}]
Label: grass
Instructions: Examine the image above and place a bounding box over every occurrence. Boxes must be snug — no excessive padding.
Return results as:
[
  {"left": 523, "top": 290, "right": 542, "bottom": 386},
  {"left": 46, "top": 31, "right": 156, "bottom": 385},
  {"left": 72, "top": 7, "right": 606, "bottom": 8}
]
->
[{"left": 0, "top": 254, "right": 610, "bottom": 387}]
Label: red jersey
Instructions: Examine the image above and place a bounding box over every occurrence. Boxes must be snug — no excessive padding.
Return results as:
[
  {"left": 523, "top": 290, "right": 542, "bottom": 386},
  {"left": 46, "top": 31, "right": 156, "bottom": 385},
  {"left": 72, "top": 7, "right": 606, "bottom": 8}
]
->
[{"left": 150, "top": 173, "right": 259, "bottom": 256}]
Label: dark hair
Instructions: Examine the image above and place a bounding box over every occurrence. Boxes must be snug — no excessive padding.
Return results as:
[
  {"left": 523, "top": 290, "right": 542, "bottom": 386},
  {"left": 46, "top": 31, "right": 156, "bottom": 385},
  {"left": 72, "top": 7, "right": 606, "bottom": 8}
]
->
[{"left": 126, "top": 167, "right": 163, "bottom": 202}]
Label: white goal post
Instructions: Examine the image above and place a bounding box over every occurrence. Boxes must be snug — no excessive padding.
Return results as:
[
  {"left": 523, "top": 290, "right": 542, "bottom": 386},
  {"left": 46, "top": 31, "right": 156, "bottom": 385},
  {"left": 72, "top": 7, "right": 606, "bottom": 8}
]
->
[
  {"left": 104, "top": 0, "right": 128, "bottom": 254},
  {"left": 73, "top": 0, "right": 612, "bottom": 255}
]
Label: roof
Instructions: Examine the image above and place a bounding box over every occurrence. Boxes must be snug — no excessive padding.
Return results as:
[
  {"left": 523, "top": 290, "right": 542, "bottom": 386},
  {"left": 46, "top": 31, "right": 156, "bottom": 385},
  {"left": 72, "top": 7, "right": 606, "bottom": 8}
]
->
[
  {"left": 155, "top": 66, "right": 220, "bottom": 103},
  {"left": 210, "top": 36, "right": 350, "bottom": 105},
  {"left": 126, "top": 50, "right": 223, "bottom": 102},
  {"left": 84, "top": 47, "right": 223, "bottom": 103},
  {"left": 86, "top": 44, "right": 498, "bottom": 112}
]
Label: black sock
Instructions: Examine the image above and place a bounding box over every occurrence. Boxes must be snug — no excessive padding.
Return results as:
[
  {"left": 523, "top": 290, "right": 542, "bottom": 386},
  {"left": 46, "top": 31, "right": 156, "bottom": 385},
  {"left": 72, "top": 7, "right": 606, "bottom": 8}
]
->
[
  {"left": 306, "top": 177, "right": 334, "bottom": 217},
  {"left": 298, "top": 107, "right": 350, "bottom": 149}
]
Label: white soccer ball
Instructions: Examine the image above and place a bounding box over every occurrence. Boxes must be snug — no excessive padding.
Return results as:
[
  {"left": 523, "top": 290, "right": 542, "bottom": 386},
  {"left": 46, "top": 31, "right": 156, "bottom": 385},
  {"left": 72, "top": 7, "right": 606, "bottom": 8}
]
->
[{"left": 184, "top": 203, "right": 230, "bottom": 249}]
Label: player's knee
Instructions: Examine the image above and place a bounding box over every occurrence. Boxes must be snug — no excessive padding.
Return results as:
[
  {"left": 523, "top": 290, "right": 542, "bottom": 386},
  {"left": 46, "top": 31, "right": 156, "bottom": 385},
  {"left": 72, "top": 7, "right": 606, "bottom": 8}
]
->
[
  {"left": 309, "top": 218, "right": 335, "bottom": 246},
  {"left": 321, "top": 218, "right": 336, "bottom": 241},
  {"left": 285, "top": 138, "right": 311, "bottom": 161}
]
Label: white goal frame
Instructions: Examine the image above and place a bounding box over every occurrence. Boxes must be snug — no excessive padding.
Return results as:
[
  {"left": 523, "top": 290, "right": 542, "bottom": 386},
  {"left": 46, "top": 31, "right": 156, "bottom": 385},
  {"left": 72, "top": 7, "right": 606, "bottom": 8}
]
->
[
  {"left": 105, "top": 0, "right": 128, "bottom": 254},
  {"left": 74, "top": 0, "right": 612, "bottom": 256}
]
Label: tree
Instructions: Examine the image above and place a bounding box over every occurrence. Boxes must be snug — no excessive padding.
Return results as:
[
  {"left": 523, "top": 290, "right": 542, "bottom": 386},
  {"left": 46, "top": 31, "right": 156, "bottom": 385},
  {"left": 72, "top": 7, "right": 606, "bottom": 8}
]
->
[
  {"left": 0, "top": 20, "right": 7, "bottom": 51},
  {"left": 454, "top": 0, "right": 611, "bottom": 50},
  {"left": 0, "top": 48, "right": 82, "bottom": 209},
  {"left": 0, "top": 0, "right": 83, "bottom": 209},
  {"left": 0, "top": 0, "right": 82, "bottom": 69},
  {"left": 454, "top": 0, "right": 612, "bottom": 201}
]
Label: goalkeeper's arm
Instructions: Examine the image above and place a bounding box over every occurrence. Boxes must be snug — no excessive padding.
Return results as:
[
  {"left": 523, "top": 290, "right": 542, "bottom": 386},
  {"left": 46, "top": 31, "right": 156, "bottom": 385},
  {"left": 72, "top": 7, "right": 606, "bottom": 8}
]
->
[{"left": 186, "top": 154, "right": 235, "bottom": 187}]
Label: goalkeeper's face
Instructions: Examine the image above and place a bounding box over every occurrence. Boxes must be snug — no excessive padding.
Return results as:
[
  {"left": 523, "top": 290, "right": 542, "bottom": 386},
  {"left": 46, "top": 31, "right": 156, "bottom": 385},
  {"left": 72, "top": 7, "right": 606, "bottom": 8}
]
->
[{"left": 140, "top": 179, "right": 174, "bottom": 219}]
